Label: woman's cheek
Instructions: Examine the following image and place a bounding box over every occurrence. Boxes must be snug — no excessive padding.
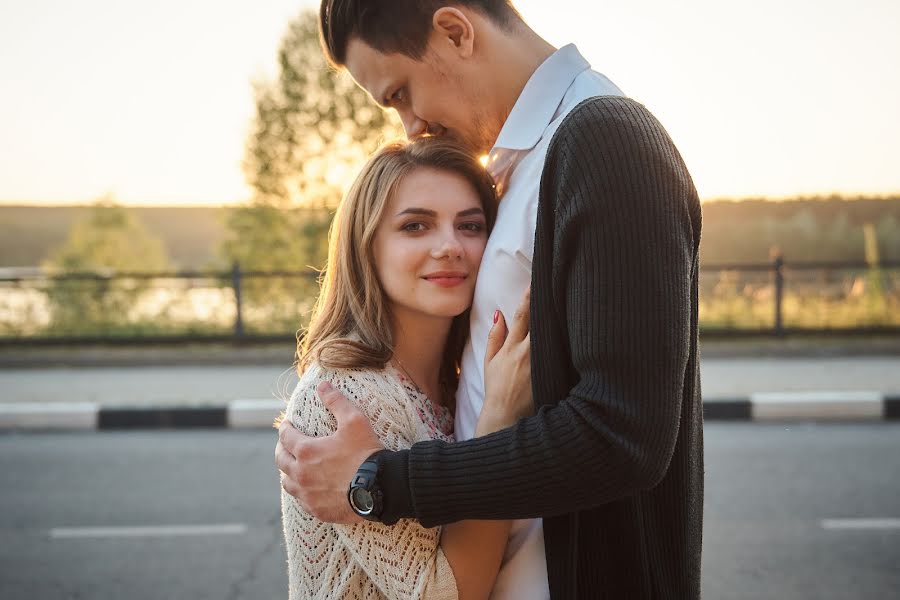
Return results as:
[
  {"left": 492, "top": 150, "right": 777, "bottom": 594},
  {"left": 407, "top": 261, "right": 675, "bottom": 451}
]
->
[{"left": 466, "top": 238, "right": 488, "bottom": 265}]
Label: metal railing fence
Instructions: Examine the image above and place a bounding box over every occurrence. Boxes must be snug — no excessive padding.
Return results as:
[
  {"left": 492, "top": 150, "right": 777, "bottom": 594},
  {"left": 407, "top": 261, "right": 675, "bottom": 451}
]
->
[{"left": 2, "top": 258, "right": 899, "bottom": 345}]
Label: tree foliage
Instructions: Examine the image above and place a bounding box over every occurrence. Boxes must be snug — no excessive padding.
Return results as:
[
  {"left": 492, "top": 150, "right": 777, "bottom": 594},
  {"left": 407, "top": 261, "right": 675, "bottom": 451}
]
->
[
  {"left": 41, "top": 198, "right": 172, "bottom": 333},
  {"left": 221, "top": 10, "right": 401, "bottom": 329},
  {"left": 43, "top": 199, "right": 170, "bottom": 273},
  {"left": 699, "top": 195, "right": 900, "bottom": 265},
  {"left": 243, "top": 10, "right": 401, "bottom": 209},
  {"left": 225, "top": 9, "right": 401, "bottom": 271}
]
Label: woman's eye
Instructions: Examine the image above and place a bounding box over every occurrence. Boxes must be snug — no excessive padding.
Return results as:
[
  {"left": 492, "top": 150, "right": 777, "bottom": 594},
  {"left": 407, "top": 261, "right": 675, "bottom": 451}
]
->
[
  {"left": 459, "top": 222, "right": 485, "bottom": 232},
  {"left": 401, "top": 222, "right": 425, "bottom": 232},
  {"left": 390, "top": 88, "right": 405, "bottom": 105}
]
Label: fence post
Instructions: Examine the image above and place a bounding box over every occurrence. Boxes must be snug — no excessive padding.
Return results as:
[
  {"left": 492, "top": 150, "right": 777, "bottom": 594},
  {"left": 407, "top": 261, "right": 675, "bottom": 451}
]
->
[
  {"left": 773, "top": 253, "right": 784, "bottom": 336},
  {"left": 232, "top": 261, "right": 244, "bottom": 339}
]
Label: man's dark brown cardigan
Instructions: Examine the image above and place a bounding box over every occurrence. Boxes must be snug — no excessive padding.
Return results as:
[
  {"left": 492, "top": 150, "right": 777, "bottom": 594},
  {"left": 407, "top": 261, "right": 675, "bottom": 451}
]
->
[{"left": 378, "top": 96, "right": 704, "bottom": 599}]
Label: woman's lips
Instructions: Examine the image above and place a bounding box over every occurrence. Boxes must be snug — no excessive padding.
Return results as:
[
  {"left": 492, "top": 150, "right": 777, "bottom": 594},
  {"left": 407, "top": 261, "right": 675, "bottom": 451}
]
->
[{"left": 423, "top": 273, "right": 467, "bottom": 288}]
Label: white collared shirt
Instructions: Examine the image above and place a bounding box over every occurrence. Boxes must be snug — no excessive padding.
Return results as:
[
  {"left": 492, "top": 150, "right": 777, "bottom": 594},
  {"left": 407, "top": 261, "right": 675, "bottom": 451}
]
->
[{"left": 454, "top": 44, "right": 624, "bottom": 600}]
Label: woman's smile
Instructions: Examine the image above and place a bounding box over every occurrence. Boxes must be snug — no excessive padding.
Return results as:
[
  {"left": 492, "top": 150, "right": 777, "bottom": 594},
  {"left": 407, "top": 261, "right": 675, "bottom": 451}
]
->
[{"left": 422, "top": 270, "right": 469, "bottom": 287}]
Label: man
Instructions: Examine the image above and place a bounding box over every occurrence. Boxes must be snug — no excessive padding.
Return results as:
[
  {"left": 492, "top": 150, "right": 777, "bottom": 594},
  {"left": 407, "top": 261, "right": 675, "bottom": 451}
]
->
[{"left": 276, "top": 1, "right": 703, "bottom": 598}]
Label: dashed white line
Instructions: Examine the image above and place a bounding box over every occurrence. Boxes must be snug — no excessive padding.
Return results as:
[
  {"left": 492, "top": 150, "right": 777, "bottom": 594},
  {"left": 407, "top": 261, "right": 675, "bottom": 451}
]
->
[
  {"left": 49, "top": 524, "right": 248, "bottom": 539},
  {"left": 821, "top": 518, "right": 900, "bottom": 530}
]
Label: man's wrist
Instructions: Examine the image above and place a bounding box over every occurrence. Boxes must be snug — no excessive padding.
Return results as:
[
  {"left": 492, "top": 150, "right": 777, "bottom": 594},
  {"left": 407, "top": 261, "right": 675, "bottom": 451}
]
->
[
  {"left": 371, "top": 448, "right": 413, "bottom": 525},
  {"left": 347, "top": 451, "right": 384, "bottom": 521}
]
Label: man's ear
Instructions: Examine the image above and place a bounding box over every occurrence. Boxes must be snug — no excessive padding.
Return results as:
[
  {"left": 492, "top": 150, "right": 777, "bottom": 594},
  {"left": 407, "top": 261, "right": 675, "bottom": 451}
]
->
[{"left": 432, "top": 7, "right": 475, "bottom": 58}]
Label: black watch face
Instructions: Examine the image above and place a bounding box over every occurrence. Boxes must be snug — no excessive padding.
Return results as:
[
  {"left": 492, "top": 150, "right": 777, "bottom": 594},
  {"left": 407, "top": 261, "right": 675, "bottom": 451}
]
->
[{"left": 350, "top": 487, "right": 375, "bottom": 515}]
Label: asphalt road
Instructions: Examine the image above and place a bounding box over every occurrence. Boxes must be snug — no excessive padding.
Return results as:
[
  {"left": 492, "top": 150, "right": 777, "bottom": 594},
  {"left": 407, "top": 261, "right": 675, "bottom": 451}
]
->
[
  {"left": 1, "top": 425, "right": 898, "bottom": 599},
  {"left": 2, "top": 356, "right": 899, "bottom": 407}
]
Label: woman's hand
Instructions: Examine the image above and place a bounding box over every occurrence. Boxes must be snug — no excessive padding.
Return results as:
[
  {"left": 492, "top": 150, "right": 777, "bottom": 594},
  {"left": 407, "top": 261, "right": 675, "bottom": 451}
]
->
[{"left": 476, "top": 286, "right": 533, "bottom": 436}]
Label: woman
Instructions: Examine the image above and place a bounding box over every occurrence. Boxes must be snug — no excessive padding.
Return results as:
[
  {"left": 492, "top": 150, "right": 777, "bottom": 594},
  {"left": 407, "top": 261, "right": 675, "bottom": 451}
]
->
[{"left": 280, "top": 137, "right": 532, "bottom": 599}]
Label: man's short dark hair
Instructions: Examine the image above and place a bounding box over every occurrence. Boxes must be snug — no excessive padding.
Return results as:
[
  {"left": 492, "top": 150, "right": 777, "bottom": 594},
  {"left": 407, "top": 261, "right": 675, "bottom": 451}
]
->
[{"left": 319, "top": 0, "right": 521, "bottom": 66}]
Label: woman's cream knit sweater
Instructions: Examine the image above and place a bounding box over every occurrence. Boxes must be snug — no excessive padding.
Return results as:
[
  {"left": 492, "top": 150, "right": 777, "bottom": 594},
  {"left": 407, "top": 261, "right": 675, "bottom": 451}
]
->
[{"left": 280, "top": 362, "right": 459, "bottom": 600}]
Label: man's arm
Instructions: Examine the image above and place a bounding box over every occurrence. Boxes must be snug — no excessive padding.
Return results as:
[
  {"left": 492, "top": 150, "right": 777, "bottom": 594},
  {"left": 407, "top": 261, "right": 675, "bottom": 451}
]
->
[
  {"left": 277, "top": 96, "right": 699, "bottom": 527},
  {"left": 377, "top": 96, "right": 700, "bottom": 527}
]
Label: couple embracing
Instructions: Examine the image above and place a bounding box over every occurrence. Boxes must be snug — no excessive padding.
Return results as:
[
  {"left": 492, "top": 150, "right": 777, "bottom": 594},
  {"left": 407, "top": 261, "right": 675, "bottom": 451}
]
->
[{"left": 276, "top": 1, "right": 703, "bottom": 599}]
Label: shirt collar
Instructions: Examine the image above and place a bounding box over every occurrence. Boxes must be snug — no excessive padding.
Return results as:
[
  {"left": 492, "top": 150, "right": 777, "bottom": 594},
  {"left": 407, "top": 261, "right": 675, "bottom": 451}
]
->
[{"left": 490, "top": 44, "right": 591, "bottom": 153}]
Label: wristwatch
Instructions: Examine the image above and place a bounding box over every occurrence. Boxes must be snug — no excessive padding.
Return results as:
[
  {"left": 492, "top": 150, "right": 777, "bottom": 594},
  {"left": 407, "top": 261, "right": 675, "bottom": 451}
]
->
[{"left": 348, "top": 452, "right": 384, "bottom": 521}]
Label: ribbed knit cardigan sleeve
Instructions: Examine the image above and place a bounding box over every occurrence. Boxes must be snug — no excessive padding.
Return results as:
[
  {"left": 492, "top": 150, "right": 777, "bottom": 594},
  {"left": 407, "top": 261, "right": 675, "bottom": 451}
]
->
[{"left": 378, "top": 96, "right": 699, "bottom": 528}]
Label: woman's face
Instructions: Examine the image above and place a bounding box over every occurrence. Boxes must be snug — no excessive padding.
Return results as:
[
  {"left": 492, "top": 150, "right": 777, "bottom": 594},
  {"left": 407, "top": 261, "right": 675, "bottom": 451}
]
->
[{"left": 372, "top": 166, "right": 489, "bottom": 325}]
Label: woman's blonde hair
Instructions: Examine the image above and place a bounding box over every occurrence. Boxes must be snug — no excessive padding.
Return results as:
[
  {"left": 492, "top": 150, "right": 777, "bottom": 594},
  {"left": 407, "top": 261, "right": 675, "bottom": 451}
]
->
[{"left": 296, "top": 137, "right": 497, "bottom": 407}]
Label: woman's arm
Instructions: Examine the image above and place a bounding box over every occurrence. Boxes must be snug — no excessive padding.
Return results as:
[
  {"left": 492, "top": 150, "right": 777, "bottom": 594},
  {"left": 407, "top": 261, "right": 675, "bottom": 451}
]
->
[
  {"left": 283, "top": 368, "right": 458, "bottom": 599},
  {"left": 439, "top": 293, "right": 534, "bottom": 599},
  {"left": 279, "top": 290, "right": 534, "bottom": 599},
  {"left": 440, "top": 521, "right": 512, "bottom": 600}
]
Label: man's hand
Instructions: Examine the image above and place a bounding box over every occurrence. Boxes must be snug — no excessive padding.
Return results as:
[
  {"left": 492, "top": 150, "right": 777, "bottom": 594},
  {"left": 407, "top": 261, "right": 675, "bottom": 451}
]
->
[{"left": 275, "top": 381, "right": 384, "bottom": 524}]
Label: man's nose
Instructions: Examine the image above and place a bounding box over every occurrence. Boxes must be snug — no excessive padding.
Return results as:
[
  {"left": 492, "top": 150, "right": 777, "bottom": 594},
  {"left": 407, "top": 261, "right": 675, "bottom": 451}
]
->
[{"left": 401, "top": 112, "right": 428, "bottom": 139}]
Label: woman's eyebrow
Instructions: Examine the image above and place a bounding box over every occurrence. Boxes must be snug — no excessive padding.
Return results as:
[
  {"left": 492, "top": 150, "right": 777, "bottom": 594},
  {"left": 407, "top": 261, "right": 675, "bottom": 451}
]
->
[
  {"left": 395, "top": 207, "right": 436, "bottom": 217},
  {"left": 395, "top": 207, "right": 485, "bottom": 217},
  {"left": 457, "top": 208, "right": 485, "bottom": 217}
]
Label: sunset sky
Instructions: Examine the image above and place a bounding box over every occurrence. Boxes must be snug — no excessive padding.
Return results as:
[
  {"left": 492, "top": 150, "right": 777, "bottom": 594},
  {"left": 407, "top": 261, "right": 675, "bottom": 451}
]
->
[{"left": 1, "top": 0, "right": 898, "bottom": 206}]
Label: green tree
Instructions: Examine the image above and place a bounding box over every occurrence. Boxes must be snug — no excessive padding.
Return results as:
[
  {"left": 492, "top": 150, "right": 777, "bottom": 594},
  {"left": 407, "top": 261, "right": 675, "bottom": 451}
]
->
[
  {"left": 41, "top": 198, "right": 172, "bottom": 334},
  {"left": 242, "top": 10, "right": 400, "bottom": 210},
  {"left": 222, "top": 9, "right": 401, "bottom": 332}
]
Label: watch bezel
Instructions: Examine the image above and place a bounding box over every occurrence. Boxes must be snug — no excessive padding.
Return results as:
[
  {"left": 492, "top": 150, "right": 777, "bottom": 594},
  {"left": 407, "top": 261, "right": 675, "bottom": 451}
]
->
[
  {"left": 348, "top": 452, "right": 384, "bottom": 521},
  {"left": 349, "top": 487, "right": 375, "bottom": 516}
]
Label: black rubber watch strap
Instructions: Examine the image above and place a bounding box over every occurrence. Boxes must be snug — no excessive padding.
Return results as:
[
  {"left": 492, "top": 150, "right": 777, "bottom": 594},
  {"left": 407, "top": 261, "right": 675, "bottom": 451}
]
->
[
  {"left": 375, "top": 448, "right": 413, "bottom": 525},
  {"left": 348, "top": 451, "right": 383, "bottom": 521}
]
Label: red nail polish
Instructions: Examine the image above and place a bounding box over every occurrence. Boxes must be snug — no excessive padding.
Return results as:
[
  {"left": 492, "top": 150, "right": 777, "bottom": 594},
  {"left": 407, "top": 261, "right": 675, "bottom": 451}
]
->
[{"left": 493, "top": 310, "right": 499, "bottom": 324}]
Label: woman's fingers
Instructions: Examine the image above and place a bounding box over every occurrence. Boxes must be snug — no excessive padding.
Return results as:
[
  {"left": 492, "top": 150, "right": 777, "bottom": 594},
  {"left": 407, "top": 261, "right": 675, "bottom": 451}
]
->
[
  {"left": 485, "top": 286, "right": 530, "bottom": 380},
  {"left": 484, "top": 310, "right": 508, "bottom": 368},
  {"left": 507, "top": 286, "right": 531, "bottom": 344}
]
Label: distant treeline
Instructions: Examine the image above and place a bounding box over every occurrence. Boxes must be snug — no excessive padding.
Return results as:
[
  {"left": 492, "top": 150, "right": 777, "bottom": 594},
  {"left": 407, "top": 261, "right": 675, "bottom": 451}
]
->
[
  {"left": 0, "top": 205, "right": 232, "bottom": 270},
  {"left": 700, "top": 195, "right": 900, "bottom": 265},
  {"left": 1, "top": 195, "right": 899, "bottom": 270}
]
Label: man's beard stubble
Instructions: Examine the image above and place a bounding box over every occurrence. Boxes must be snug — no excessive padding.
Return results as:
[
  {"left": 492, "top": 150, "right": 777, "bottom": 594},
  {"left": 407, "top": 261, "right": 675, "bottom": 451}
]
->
[{"left": 442, "top": 62, "right": 499, "bottom": 156}]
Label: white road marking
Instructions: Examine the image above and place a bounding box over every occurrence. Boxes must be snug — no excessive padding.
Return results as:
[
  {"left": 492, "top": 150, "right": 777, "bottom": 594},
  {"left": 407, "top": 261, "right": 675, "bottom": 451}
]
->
[
  {"left": 821, "top": 518, "right": 900, "bottom": 530},
  {"left": 751, "top": 391, "right": 883, "bottom": 421},
  {"left": 228, "top": 399, "right": 284, "bottom": 428},
  {"left": 0, "top": 402, "right": 98, "bottom": 430},
  {"left": 50, "top": 524, "right": 248, "bottom": 539}
]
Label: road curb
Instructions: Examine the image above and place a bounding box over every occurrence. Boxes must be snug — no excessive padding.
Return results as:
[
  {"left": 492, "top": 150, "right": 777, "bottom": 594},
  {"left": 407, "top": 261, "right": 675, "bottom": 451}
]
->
[
  {"left": 0, "top": 400, "right": 284, "bottom": 432},
  {"left": 1, "top": 394, "right": 898, "bottom": 431}
]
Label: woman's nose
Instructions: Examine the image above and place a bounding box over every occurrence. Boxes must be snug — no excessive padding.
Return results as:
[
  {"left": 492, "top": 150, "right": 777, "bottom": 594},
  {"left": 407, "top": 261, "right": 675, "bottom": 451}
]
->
[{"left": 432, "top": 235, "right": 464, "bottom": 259}]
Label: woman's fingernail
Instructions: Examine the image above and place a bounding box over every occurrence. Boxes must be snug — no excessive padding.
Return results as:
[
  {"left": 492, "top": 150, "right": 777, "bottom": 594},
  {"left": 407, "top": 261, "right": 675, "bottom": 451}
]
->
[{"left": 493, "top": 310, "right": 500, "bottom": 324}]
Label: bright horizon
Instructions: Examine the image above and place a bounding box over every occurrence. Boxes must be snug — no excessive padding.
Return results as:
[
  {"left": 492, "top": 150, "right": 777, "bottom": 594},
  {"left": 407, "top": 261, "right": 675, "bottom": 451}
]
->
[{"left": 1, "top": 0, "right": 899, "bottom": 207}]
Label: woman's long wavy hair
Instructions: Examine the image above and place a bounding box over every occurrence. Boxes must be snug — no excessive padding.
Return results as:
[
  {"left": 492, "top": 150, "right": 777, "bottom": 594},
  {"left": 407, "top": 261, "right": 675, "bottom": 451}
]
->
[{"left": 296, "top": 137, "right": 497, "bottom": 409}]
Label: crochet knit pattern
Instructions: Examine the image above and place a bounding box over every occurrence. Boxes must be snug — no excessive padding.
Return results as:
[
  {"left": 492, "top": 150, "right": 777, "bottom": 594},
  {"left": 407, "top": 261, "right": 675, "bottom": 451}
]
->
[{"left": 281, "top": 363, "right": 459, "bottom": 599}]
